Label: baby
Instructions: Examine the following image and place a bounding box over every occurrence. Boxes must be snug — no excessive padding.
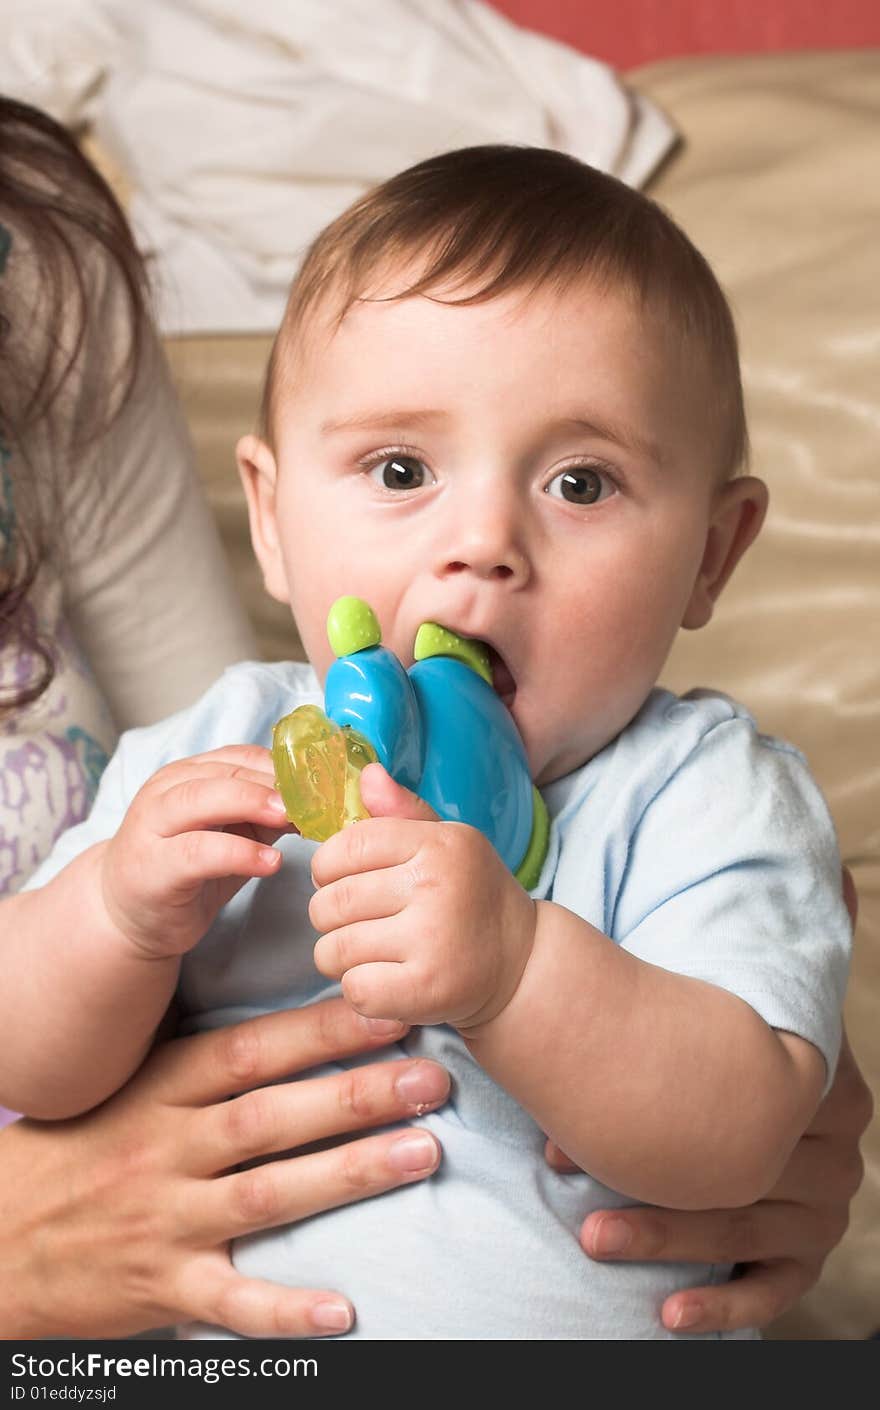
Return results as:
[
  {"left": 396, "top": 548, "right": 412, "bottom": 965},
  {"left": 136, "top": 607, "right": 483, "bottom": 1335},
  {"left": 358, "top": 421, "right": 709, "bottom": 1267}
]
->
[{"left": 4, "top": 146, "right": 851, "bottom": 1339}]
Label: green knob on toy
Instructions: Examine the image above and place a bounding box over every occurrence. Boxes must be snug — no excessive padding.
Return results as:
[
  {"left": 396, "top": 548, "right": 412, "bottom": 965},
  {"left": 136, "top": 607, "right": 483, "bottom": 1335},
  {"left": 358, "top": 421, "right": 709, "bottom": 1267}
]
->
[
  {"left": 327, "top": 597, "right": 382, "bottom": 658},
  {"left": 413, "top": 622, "right": 492, "bottom": 686}
]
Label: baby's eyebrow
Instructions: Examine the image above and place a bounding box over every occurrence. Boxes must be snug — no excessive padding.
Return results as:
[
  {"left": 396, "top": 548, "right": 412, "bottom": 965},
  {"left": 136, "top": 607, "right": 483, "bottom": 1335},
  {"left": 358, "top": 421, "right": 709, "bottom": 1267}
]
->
[
  {"left": 556, "top": 416, "right": 663, "bottom": 466},
  {"left": 319, "top": 406, "right": 662, "bottom": 465},
  {"left": 320, "top": 408, "right": 449, "bottom": 435}
]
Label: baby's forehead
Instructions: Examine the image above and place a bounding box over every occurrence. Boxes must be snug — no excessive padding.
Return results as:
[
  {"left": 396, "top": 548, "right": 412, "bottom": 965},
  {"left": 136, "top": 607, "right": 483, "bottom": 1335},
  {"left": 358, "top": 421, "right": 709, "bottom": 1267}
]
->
[
  {"left": 272, "top": 269, "right": 672, "bottom": 408},
  {"left": 271, "top": 274, "right": 737, "bottom": 485}
]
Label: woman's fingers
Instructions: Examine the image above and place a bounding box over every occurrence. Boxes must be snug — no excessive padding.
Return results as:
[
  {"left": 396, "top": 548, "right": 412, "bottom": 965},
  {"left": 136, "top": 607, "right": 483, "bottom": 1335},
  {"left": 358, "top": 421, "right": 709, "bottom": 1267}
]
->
[
  {"left": 841, "top": 864, "right": 857, "bottom": 929},
  {"left": 544, "top": 1139, "right": 579, "bottom": 1172},
  {"left": 192, "top": 1124, "right": 442, "bottom": 1243},
  {"left": 181, "top": 1255, "right": 356, "bottom": 1340},
  {"left": 761, "top": 1131, "right": 865, "bottom": 1207},
  {"left": 580, "top": 1198, "right": 846, "bottom": 1335},
  {"left": 151, "top": 999, "right": 411, "bottom": 1106},
  {"left": 580, "top": 1199, "right": 837, "bottom": 1268},
  {"left": 192, "top": 1057, "right": 450, "bottom": 1174},
  {"left": 659, "top": 1258, "right": 821, "bottom": 1335},
  {"left": 806, "top": 1032, "right": 874, "bottom": 1139}
]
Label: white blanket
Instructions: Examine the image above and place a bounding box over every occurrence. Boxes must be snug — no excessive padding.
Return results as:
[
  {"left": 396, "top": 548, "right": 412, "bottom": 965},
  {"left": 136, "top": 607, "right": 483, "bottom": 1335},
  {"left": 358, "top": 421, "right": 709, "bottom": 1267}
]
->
[{"left": 1, "top": 0, "right": 676, "bottom": 334}]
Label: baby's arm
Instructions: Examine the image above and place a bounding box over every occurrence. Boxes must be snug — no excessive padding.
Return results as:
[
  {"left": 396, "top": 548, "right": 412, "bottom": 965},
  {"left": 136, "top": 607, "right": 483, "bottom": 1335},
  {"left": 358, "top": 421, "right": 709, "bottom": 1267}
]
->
[
  {"left": 315, "top": 828, "right": 824, "bottom": 1209},
  {"left": 0, "top": 843, "right": 180, "bottom": 1119},
  {"left": 0, "top": 746, "right": 287, "bottom": 1120},
  {"left": 461, "top": 901, "right": 826, "bottom": 1209},
  {"left": 311, "top": 762, "right": 843, "bottom": 1214}
]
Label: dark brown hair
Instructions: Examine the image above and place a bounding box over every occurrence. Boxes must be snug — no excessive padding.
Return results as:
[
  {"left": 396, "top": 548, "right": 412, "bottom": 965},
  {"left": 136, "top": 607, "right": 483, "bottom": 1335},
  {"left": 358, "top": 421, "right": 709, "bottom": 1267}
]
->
[
  {"left": 262, "top": 144, "right": 747, "bottom": 477},
  {"left": 0, "top": 97, "right": 150, "bottom": 710}
]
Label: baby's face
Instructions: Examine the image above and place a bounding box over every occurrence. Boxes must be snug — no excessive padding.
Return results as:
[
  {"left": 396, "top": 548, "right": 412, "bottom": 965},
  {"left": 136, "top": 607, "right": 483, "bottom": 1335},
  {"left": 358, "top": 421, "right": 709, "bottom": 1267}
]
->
[{"left": 245, "top": 279, "right": 750, "bottom": 784}]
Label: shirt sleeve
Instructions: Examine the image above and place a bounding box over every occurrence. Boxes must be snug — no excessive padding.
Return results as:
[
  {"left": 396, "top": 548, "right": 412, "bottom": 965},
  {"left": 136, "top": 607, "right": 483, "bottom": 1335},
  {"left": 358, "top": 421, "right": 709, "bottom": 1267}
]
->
[
  {"left": 610, "top": 715, "right": 852, "bottom": 1089},
  {"left": 58, "top": 249, "right": 257, "bottom": 731}
]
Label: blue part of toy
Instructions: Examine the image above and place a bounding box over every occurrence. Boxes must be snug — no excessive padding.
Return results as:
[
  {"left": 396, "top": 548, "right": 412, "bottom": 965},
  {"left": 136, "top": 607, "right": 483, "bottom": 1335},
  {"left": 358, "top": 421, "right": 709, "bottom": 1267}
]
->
[
  {"left": 324, "top": 645, "right": 423, "bottom": 793},
  {"left": 409, "top": 656, "right": 534, "bottom": 874},
  {"left": 319, "top": 597, "right": 541, "bottom": 879}
]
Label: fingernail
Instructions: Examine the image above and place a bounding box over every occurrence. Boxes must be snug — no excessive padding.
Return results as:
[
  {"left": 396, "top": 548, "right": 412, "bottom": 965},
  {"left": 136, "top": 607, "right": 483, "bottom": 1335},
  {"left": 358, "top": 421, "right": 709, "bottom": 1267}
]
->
[
  {"left": 388, "top": 1132, "right": 439, "bottom": 1174},
  {"left": 311, "top": 1298, "right": 353, "bottom": 1332},
  {"left": 671, "top": 1302, "right": 703, "bottom": 1331},
  {"left": 592, "top": 1216, "right": 632, "bottom": 1256},
  {"left": 394, "top": 1061, "right": 450, "bottom": 1110},
  {"left": 266, "top": 792, "right": 288, "bottom": 815},
  {"left": 361, "top": 1017, "right": 407, "bottom": 1038}
]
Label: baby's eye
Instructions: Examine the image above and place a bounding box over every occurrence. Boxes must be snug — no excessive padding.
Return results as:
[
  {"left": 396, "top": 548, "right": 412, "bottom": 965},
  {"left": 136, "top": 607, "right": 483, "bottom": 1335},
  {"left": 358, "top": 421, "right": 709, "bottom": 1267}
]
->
[
  {"left": 545, "top": 466, "right": 613, "bottom": 506},
  {"left": 367, "top": 454, "right": 434, "bottom": 492}
]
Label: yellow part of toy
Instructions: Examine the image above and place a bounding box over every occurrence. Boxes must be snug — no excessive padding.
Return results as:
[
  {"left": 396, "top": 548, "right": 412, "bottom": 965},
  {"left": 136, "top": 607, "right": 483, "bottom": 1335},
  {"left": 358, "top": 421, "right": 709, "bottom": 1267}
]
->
[{"left": 271, "top": 703, "right": 377, "bottom": 842}]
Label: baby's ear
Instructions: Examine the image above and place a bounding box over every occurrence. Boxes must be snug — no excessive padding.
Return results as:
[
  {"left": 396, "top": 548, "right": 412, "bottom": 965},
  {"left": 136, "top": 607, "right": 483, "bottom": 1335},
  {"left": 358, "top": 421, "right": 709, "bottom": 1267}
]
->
[
  {"left": 682, "top": 475, "right": 768, "bottom": 630},
  {"left": 237, "top": 434, "right": 290, "bottom": 605}
]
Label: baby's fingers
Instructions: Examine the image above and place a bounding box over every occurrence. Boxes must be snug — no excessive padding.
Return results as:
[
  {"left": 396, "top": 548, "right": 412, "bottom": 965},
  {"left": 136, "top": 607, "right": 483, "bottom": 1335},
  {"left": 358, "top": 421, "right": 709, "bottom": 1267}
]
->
[
  {"left": 150, "top": 776, "right": 288, "bottom": 839},
  {"left": 183, "top": 744, "right": 276, "bottom": 777},
  {"left": 313, "top": 919, "right": 408, "bottom": 981},
  {"left": 309, "top": 866, "right": 407, "bottom": 934},
  {"left": 163, "top": 830, "right": 281, "bottom": 891},
  {"left": 312, "top": 817, "right": 423, "bottom": 886}
]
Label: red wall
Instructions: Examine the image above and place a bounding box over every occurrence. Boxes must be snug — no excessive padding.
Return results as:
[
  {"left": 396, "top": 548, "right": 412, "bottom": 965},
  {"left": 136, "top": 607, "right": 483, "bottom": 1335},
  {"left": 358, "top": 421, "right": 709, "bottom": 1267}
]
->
[{"left": 486, "top": 0, "right": 880, "bottom": 70}]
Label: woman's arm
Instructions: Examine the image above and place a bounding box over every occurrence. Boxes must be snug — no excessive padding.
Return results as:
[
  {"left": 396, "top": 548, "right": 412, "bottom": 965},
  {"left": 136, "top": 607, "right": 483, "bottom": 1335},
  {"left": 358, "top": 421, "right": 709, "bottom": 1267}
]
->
[
  {"left": 0, "top": 998, "right": 448, "bottom": 1339},
  {"left": 63, "top": 315, "right": 257, "bottom": 731}
]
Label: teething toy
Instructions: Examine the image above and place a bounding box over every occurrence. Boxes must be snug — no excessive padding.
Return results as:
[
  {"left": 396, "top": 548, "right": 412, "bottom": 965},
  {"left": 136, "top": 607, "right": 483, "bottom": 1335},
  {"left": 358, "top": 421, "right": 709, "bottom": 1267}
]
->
[{"left": 272, "top": 597, "right": 549, "bottom": 888}]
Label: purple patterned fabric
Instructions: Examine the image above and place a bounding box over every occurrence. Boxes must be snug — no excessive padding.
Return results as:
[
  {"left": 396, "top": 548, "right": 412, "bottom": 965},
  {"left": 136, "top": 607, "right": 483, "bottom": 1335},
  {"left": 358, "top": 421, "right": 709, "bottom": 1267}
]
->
[{"left": 1, "top": 606, "right": 111, "bottom": 897}]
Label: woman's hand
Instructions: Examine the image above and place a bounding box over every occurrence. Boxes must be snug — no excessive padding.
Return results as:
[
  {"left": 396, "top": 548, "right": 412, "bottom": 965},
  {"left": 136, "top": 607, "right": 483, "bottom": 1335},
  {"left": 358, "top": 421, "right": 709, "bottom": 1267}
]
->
[
  {"left": 0, "top": 999, "right": 448, "bottom": 1339},
  {"left": 548, "top": 867, "right": 872, "bottom": 1335}
]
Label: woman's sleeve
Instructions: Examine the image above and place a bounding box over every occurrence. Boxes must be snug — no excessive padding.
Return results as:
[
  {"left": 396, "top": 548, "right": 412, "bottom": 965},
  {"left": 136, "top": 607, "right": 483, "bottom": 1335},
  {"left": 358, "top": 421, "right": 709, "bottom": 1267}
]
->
[{"left": 60, "top": 265, "right": 257, "bottom": 730}]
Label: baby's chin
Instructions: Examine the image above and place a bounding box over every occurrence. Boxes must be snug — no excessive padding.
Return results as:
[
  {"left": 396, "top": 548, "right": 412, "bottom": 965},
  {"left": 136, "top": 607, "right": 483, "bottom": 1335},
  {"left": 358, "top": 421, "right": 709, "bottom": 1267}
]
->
[
  {"left": 532, "top": 694, "right": 661, "bottom": 785},
  {"left": 525, "top": 705, "right": 624, "bottom": 787},
  {"left": 532, "top": 739, "right": 598, "bottom": 787}
]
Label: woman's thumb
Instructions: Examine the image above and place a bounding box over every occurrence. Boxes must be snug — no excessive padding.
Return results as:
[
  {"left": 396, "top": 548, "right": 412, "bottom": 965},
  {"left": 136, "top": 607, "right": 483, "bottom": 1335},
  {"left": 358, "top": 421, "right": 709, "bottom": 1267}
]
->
[{"left": 359, "top": 763, "right": 437, "bottom": 821}]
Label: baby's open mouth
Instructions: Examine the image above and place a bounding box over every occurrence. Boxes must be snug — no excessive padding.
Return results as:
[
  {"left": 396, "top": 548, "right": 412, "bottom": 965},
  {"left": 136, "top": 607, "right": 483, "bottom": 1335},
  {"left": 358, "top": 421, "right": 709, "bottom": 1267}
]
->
[{"left": 486, "top": 643, "right": 517, "bottom": 709}]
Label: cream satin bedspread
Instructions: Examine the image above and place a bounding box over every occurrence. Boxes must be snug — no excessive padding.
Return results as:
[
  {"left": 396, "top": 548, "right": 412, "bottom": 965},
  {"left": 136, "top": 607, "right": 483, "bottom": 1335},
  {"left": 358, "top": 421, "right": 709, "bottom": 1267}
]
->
[{"left": 165, "top": 48, "right": 879, "bottom": 1339}]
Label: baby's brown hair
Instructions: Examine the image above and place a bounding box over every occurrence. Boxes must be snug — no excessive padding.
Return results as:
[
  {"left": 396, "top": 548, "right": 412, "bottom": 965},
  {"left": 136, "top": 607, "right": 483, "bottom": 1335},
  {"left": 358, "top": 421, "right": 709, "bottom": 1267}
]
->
[{"left": 262, "top": 144, "right": 747, "bottom": 479}]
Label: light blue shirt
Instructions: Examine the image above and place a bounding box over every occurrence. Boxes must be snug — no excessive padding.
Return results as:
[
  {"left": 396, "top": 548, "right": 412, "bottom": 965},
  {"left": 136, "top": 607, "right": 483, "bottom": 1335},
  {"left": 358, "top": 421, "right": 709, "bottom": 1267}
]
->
[{"left": 27, "top": 662, "right": 851, "bottom": 1340}]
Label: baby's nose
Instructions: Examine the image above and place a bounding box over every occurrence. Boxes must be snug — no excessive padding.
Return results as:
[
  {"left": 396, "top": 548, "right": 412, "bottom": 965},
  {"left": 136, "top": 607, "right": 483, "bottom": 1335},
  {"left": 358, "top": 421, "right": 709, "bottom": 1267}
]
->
[
  {"left": 437, "top": 516, "right": 530, "bottom": 586},
  {"left": 443, "top": 556, "right": 518, "bottom": 582}
]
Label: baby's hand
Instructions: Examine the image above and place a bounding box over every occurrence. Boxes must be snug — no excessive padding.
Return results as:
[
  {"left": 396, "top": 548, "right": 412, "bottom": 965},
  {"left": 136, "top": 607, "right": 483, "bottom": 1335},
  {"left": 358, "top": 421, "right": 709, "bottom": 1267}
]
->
[
  {"left": 101, "top": 746, "right": 289, "bottom": 959},
  {"left": 310, "top": 764, "right": 537, "bottom": 1029}
]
